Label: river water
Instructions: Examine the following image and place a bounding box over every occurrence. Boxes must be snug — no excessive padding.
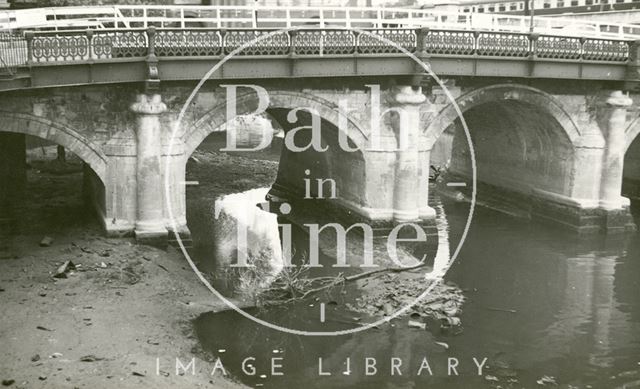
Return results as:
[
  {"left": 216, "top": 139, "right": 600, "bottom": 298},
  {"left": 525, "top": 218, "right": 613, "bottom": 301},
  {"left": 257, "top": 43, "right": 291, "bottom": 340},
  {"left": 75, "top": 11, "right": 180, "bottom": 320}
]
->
[{"left": 188, "top": 177, "right": 640, "bottom": 389}]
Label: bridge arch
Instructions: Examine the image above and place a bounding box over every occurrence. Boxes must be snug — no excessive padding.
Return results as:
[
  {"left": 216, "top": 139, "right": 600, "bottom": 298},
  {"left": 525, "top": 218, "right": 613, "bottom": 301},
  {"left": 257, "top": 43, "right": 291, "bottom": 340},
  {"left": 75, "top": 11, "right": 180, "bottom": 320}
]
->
[
  {"left": 180, "top": 89, "right": 369, "bottom": 208},
  {"left": 0, "top": 111, "right": 108, "bottom": 183},
  {"left": 427, "top": 84, "right": 582, "bottom": 204},
  {"left": 426, "top": 84, "right": 582, "bottom": 149},
  {"left": 182, "top": 90, "right": 368, "bottom": 158}
]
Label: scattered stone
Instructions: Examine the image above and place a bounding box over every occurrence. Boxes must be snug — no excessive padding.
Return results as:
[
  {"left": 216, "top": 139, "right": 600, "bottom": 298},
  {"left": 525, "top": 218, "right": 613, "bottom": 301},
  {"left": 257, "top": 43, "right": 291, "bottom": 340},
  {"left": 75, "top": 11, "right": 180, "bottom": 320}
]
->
[
  {"left": 31, "top": 354, "right": 40, "bottom": 362},
  {"left": 100, "top": 262, "right": 107, "bottom": 269},
  {"left": 79, "top": 355, "right": 104, "bottom": 362},
  {"left": 50, "top": 353, "right": 63, "bottom": 359},
  {"left": 442, "top": 317, "right": 461, "bottom": 327},
  {"left": 36, "top": 326, "right": 53, "bottom": 332},
  {"left": 485, "top": 375, "right": 499, "bottom": 382},
  {"left": 39, "top": 236, "right": 54, "bottom": 247},
  {"left": 38, "top": 376, "right": 46, "bottom": 381},
  {"left": 132, "top": 371, "right": 145, "bottom": 377},
  {"left": 38, "top": 292, "right": 46, "bottom": 297},
  {"left": 408, "top": 320, "right": 426, "bottom": 330},
  {"left": 53, "top": 261, "right": 76, "bottom": 278},
  {"left": 0, "top": 288, "right": 4, "bottom": 292},
  {"left": 1, "top": 379, "right": 15, "bottom": 386}
]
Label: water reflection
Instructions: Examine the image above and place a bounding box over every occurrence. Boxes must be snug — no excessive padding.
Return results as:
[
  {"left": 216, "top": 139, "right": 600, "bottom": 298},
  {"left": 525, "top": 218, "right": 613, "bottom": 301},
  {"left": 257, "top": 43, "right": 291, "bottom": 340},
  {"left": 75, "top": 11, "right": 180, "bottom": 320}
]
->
[{"left": 192, "top": 190, "right": 640, "bottom": 388}]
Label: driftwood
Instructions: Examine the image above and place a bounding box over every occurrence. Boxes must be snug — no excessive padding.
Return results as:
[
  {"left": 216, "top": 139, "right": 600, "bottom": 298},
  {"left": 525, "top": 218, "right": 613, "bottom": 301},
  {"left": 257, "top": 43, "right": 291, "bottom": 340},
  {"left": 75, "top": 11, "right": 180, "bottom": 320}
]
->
[{"left": 261, "top": 262, "right": 428, "bottom": 305}]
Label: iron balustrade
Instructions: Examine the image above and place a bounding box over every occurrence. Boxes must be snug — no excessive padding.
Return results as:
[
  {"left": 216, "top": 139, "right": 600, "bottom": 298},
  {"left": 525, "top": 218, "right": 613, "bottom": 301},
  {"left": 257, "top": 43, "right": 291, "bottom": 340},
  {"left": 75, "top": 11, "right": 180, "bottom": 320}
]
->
[{"left": 0, "top": 27, "right": 628, "bottom": 67}]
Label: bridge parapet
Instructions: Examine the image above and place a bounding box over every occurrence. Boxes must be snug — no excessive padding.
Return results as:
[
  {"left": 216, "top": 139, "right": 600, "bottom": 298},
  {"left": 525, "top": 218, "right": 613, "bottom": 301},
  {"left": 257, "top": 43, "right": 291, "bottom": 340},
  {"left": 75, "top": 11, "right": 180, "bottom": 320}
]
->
[{"left": 6, "top": 27, "right": 630, "bottom": 65}]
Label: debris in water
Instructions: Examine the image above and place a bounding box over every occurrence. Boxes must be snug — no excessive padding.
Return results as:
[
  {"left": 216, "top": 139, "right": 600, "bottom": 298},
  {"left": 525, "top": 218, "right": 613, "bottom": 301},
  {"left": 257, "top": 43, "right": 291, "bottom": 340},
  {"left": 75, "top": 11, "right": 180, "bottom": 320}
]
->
[
  {"left": 39, "top": 236, "right": 54, "bottom": 247},
  {"left": 53, "top": 260, "right": 75, "bottom": 278},
  {"left": 487, "top": 307, "right": 517, "bottom": 314},
  {"left": 485, "top": 375, "right": 499, "bottom": 382},
  {"left": 536, "top": 375, "right": 557, "bottom": 385},
  {"left": 434, "top": 341, "right": 449, "bottom": 350},
  {"left": 408, "top": 320, "right": 426, "bottom": 330}
]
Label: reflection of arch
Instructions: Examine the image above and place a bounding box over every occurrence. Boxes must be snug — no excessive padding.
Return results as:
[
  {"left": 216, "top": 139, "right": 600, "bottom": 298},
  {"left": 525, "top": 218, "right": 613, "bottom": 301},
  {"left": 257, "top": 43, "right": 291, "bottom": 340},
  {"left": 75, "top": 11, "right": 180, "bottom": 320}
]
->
[
  {"left": 0, "top": 111, "right": 107, "bottom": 183},
  {"left": 182, "top": 90, "right": 368, "bottom": 157},
  {"left": 425, "top": 84, "right": 581, "bottom": 149}
]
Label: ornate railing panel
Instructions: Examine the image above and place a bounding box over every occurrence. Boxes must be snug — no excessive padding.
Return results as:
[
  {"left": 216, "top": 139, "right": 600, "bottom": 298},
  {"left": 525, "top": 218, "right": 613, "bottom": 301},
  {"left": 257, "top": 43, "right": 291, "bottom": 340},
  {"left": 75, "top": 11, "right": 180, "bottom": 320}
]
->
[
  {"left": 92, "top": 30, "right": 148, "bottom": 59},
  {"left": 294, "top": 30, "right": 356, "bottom": 55},
  {"left": 223, "top": 30, "right": 290, "bottom": 55},
  {"left": 476, "top": 32, "right": 529, "bottom": 57},
  {"left": 156, "top": 30, "right": 222, "bottom": 57},
  {"left": 424, "top": 30, "right": 475, "bottom": 55},
  {"left": 357, "top": 29, "right": 416, "bottom": 54},
  {"left": 582, "top": 38, "right": 629, "bottom": 62},
  {"left": 31, "top": 33, "right": 89, "bottom": 63},
  {"left": 535, "top": 35, "right": 582, "bottom": 60}
]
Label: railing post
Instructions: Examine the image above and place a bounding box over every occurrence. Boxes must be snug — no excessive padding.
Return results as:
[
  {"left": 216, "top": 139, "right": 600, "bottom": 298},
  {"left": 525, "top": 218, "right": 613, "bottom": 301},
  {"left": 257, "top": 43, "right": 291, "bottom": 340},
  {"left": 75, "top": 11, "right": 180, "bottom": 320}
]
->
[
  {"left": 416, "top": 27, "right": 429, "bottom": 60},
  {"left": 527, "top": 32, "right": 539, "bottom": 77},
  {"left": 624, "top": 40, "right": 640, "bottom": 91},
  {"left": 288, "top": 30, "right": 297, "bottom": 76},
  {"left": 528, "top": 32, "right": 539, "bottom": 58},
  {"left": 86, "top": 29, "right": 93, "bottom": 60},
  {"left": 219, "top": 29, "right": 227, "bottom": 56},
  {"left": 579, "top": 36, "right": 586, "bottom": 61},
  {"left": 289, "top": 30, "right": 297, "bottom": 57},
  {"left": 24, "top": 31, "right": 34, "bottom": 65},
  {"left": 147, "top": 26, "right": 156, "bottom": 57},
  {"left": 145, "top": 26, "right": 159, "bottom": 91},
  {"left": 412, "top": 27, "right": 430, "bottom": 87},
  {"left": 472, "top": 30, "right": 480, "bottom": 55}
]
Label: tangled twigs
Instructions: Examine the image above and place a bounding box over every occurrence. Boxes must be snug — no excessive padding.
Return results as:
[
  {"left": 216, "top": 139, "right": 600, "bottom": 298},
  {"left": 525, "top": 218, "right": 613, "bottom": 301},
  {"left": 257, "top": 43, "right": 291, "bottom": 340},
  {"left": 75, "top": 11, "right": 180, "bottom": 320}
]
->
[{"left": 259, "top": 262, "right": 429, "bottom": 306}]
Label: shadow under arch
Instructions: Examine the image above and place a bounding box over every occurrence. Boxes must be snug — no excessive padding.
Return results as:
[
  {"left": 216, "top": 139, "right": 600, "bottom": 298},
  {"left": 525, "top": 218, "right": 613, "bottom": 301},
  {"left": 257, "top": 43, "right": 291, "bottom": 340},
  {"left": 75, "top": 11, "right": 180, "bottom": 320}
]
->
[
  {"left": 182, "top": 90, "right": 368, "bottom": 158},
  {"left": 181, "top": 89, "right": 368, "bottom": 208},
  {"left": 0, "top": 111, "right": 108, "bottom": 183},
  {"left": 425, "top": 84, "right": 582, "bottom": 150},
  {"left": 427, "top": 84, "right": 585, "bottom": 220}
]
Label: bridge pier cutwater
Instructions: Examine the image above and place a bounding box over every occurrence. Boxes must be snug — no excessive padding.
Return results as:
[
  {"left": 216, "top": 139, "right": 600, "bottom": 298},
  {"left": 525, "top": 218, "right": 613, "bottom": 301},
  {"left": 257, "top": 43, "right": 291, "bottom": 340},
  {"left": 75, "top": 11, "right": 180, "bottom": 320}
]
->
[{"left": 130, "top": 94, "right": 169, "bottom": 247}]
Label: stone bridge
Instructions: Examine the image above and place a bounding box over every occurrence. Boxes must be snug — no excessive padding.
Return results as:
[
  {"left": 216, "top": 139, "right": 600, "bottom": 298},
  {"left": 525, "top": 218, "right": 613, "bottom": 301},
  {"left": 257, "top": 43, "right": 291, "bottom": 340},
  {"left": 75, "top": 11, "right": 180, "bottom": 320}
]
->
[{"left": 2, "top": 6, "right": 640, "bottom": 245}]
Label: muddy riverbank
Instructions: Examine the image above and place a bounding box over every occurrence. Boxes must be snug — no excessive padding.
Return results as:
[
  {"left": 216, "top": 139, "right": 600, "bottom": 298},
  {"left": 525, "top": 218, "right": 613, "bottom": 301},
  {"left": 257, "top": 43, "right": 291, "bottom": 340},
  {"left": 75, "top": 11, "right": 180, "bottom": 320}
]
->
[{"left": 0, "top": 154, "right": 249, "bottom": 388}]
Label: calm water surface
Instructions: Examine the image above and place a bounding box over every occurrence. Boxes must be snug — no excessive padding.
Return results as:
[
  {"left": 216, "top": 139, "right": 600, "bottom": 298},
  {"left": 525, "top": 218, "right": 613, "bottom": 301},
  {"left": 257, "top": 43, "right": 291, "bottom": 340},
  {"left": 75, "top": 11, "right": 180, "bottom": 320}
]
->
[{"left": 192, "top": 191, "right": 640, "bottom": 389}]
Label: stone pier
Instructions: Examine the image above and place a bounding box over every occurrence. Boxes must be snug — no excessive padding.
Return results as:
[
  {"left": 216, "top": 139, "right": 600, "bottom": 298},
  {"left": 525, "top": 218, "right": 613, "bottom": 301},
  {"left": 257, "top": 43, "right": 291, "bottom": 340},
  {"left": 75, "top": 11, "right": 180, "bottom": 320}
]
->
[{"left": 130, "top": 94, "right": 168, "bottom": 247}]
